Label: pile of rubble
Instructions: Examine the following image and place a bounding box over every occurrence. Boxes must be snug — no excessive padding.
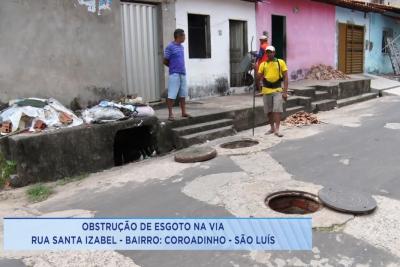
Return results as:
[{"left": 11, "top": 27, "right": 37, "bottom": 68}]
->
[
  {"left": 306, "top": 64, "right": 350, "bottom": 80},
  {"left": 0, "top": 96, "right": 155, "bottom": 136},
  {"left": 284, "top": 111, "right": 320, "bottom": 126}
]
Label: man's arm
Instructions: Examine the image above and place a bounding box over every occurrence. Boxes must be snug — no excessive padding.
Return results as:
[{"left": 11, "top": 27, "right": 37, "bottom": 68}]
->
[
  {"left": 163, "top": 45, "right": 170, "bottom": 67},
  {"left": 163, "top": 58, "right": 169, "bottom": 67},
  {"left": 282, "top": 71, "right": 288, "bottom": 100},
  {"left": 283, "top": 71, "right": 288, "bottom": 92}
]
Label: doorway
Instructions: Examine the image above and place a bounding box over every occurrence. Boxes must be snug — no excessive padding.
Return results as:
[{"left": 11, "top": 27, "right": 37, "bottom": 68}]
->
[
  {"left": 338, "top": 23, "right": 365, "bottom": 74},
  {"left": 271, "top": 15, "right": 287, "bottom": 60},
  {"left": 229, "top": 20, "right": 248, "bottom": 87}
]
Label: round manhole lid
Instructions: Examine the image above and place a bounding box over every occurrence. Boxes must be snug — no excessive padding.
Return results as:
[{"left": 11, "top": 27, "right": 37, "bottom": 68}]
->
[
  {"left": 174, "top": 146, "right": 217, "bottom": 163},
  {"left": 318, "top": 186, "right": 377, "bottom": 215},
  {"left": 220, "top": 139, "right": 259, "bottom": 149}
]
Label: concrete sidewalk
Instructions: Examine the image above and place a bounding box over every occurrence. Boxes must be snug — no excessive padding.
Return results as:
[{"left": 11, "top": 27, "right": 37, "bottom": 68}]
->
[
  {"left": 363, "top": 73, "right": 400, "bottom": 96},
  {"left": 154, "top": 94, "right": 264, "bottom": 121},
  {"left": 154, "top": 75, "right": 375, "bottom": 122}
]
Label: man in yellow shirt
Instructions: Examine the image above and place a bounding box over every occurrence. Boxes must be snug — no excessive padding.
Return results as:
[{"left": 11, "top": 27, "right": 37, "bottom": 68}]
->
[{"left": 257, "top": 46, "right": 288, "bottom": 137}]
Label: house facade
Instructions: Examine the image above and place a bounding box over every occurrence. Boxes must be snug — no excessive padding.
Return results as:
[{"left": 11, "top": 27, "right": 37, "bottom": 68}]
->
[
  {"left": 174, "top": 0, "right": 256, "bottom": 98},
  {"left": 335, "top": 6, "right": 399, "bottom": 74},
  {"left": 0, "top": 0, "right": 399, "bottom": 107},
  {"left": 256, "top": 0, "right": 336, "bottom": 80},
  {"left": 255, "top": 0, "right": 399, "bottom": 78}
]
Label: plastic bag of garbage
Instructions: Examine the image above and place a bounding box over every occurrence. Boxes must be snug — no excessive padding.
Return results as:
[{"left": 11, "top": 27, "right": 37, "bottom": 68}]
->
[
  {"left": 131, "top": 105, "right": 155, "bottom": 117},
  {"left": 81, "top": 106, "right": 125, "bottom": 124},
  {"left": 0, "top": 98, "right": 83, "bottom": 133}
]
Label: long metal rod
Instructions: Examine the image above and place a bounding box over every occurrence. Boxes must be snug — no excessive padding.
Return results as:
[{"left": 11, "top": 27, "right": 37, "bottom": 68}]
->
[{"left": 251, "top": 36, "right": 256, "bottom": 136}]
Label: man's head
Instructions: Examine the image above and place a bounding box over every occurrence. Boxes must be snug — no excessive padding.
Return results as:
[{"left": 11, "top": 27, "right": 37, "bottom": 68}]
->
[
  {"left": 266, "top": 45, "right": 276, "bottom": 60},
  {"left": 259, "top": 35, "right": 268, "bottom": 44},
  {"left": 174, "top": 29, "right": 185, "bottom": 43}
]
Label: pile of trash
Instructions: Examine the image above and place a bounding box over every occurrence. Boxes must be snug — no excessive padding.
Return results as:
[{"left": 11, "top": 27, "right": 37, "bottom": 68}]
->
[
  {"left": 0, "top": 95, "right": 156, "bottom": 136},
  {"left": 81, "top": 96, "right": 155, "bottom": 124},
  {"left": 284, "top": 111, "right": 320, "bottom": 126},
  {"left": 0, "top": 98, "right": 83, "bottom": 135},
  {"left": 306, "top": 64, "right": 350, "bottom": 80}
]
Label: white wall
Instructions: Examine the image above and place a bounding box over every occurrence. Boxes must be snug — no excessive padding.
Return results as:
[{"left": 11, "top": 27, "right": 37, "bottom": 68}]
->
[{"left": 175, "top": 0, "right": 256, "bottom": 98}]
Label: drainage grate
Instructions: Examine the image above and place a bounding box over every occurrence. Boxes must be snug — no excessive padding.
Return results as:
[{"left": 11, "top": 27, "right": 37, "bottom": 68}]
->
[
  {"left": 220, "top": 139, "right": 259, "bottom": 149},
  {"left": 266, "top": 191, "right": 322, "bottom": 215}
]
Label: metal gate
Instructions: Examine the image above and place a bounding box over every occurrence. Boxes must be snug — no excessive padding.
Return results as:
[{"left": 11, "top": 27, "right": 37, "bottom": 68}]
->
[
  {"left": 338, "top": 23, "right": 365, "bottom": 74},
  {"left": 121, "top": 2, "right": 161, "bottom": 102}
]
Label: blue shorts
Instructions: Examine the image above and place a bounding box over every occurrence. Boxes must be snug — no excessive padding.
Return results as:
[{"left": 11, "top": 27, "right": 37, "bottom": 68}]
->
[{"left": 168, "top": 73, "right": 188, "bottom": 99}]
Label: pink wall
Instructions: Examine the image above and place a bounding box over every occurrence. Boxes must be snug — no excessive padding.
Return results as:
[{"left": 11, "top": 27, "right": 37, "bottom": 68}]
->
[{"left": 256, "top": 0, "right": 336, "bottom": 80}]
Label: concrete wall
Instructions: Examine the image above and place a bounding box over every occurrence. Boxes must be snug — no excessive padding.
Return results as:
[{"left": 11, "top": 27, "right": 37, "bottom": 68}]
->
[
  {"left": 0, "top": 0, "right": 124, "bottom": 108},
  {"left": 174, "top": 0, "right": 256, "bottom": 99},
  {"left": 256, "top": 0, "right": 336, "bottom": 81},
  {"left": 336, "top": 7, "right": 398, "bottom": 74}
]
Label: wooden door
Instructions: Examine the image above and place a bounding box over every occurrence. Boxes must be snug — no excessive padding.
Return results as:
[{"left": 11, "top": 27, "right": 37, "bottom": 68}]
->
[{"left": 338, "top": 23, "right": 365, "bottom": 74}]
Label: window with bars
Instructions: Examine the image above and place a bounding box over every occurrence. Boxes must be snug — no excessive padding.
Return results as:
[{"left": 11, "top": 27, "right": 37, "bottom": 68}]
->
[
  {"left": 188, "top": 14, "right": 211, "bottom": 59},
  {"left": 382, "top": 28, "right": 393, "bottom": 54}
]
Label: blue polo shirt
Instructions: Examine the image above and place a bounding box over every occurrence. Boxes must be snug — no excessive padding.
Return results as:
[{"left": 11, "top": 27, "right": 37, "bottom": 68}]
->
[{"left": 164, "top": 42, "right": 186, "bottom": 75}]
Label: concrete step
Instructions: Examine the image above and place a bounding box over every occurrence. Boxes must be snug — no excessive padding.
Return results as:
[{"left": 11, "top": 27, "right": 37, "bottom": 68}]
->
[
  {"left": 172, "top": 119, "right": 233, "bottom": 136},
  {"left": 315, "top": 90, "right": 330, "bottom": 101},
  {"left": 179, "top": 126, "right": 236, "bottom": 148},
  {"left": 286, "top": 95, "right": 312, "bottom": 110},
  {"left": 311, "top": 99, "right": 337, "bottom": 112},
  {"left": 291, "top": 87, "right": 316, "bottom": 98},
  {"left": 285, "top": 106, "right": 305, "bottom": 117},
  {"left": 285, "top": 96, "right": 300, "bottom": 108},
  {"left": 166, "top": 111, "right": 233, "bottom": 128},
  {"left": 337, "top": 93, "right": 378, "bottom": 108}
]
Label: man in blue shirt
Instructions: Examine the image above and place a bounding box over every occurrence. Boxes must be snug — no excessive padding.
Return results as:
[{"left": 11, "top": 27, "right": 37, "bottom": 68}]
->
[{"left": 164, "top": 29, "right": 191, "bottom": 121}]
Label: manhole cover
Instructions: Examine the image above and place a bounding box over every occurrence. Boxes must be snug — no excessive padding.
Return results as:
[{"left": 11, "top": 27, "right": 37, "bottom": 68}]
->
[
  {"left": 220, "top": 139, "right": 259, "bottom": 149},
  {"left": 318, "top": 186, "right": 377, "bottom": 215},
  {"left": 174, "top": 146, "right": 217, "bottom": 163},
  {"left": 265, "top": 191, "right": 322, "bottom": 215}
]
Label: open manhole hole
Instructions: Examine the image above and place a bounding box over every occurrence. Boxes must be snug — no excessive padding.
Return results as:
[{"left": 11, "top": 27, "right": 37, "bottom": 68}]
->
[
  {"left": 265, "top": 191, "right": 322, "bottom": 215},
  {"left": 220, "top": 139, "right": 259, "bottom": 149}
]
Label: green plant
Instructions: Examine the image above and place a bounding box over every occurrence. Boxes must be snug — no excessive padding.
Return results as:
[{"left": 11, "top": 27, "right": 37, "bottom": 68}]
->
[
  {"left": 26, "top": 184, "right": 53, "bottom": 203},
  {"left": 0, "top": 153, "right": 16, "bottom": 188}
]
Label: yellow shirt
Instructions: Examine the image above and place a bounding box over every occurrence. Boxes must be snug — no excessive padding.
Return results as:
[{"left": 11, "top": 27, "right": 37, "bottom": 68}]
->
[{"left": 258, "top": 59, "right": 288, "bottom": 95}]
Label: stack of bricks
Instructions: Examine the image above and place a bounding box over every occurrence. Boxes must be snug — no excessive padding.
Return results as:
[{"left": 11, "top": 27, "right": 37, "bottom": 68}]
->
[
  {"left": 33, "top": 120, "right": 47, "bottom": 131},
  {"left": 305, "top": 64, "right": 350, "bottom": 80},
  {"left": 284, "top": 111, "right": 320, "bottom": 126},
  {"left": 59, "top": 112, "right": 73, "bottom": 125},
  {"left": 1, "top": 121, "right": 12, "bottom": 134}
]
